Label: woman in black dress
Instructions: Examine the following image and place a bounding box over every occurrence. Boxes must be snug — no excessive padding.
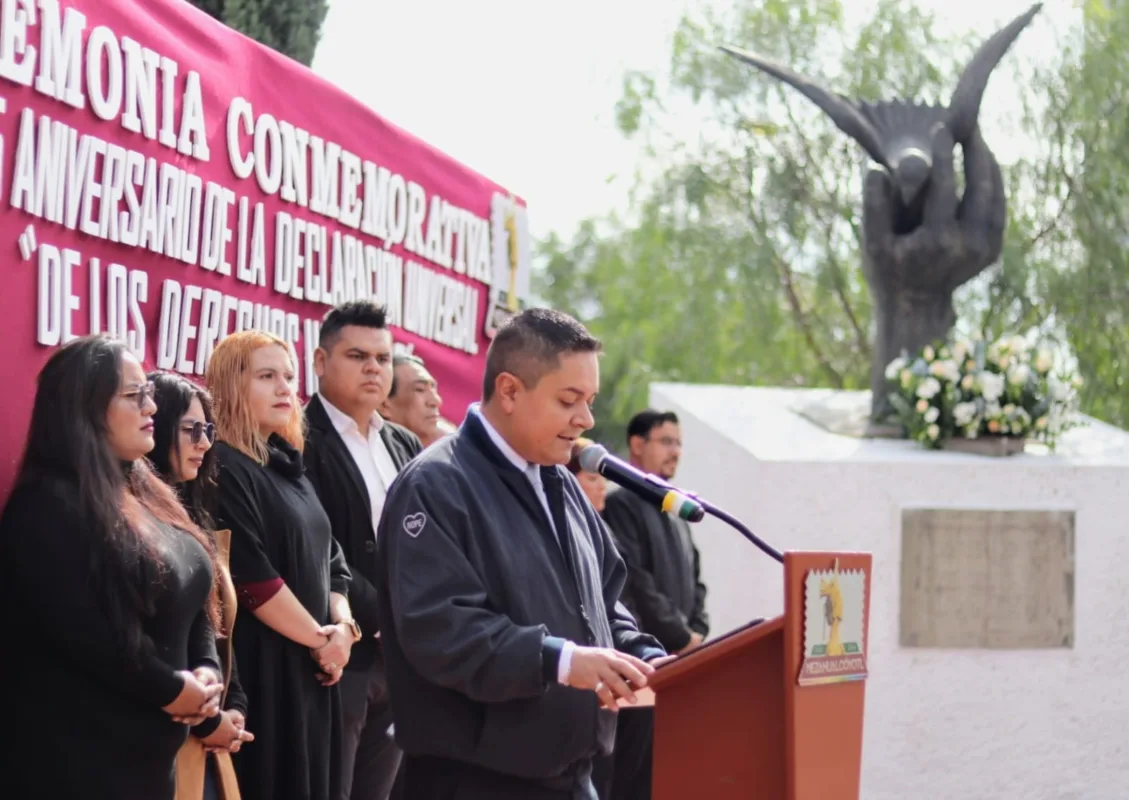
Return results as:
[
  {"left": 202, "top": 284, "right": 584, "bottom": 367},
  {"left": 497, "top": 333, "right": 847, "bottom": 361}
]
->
[
  {"left": 205, "top": 330, "right": 356, "bottom": 800},
  {"left": 148, "top": 371, "right": 255, "bottom": 800},
  {"left": 0, "top": 335, "right": 224, "bottom": 799}
]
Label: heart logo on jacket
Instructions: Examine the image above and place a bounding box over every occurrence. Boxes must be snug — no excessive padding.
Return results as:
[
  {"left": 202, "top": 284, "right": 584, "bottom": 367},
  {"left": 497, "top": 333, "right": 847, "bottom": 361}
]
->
[{"left": 403, "top": 512, "right": 427, "bottom": 538}]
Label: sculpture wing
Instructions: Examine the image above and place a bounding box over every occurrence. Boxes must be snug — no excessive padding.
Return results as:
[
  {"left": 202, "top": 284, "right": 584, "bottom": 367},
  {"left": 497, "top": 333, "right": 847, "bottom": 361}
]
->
[
  {"left": 947, "top": 3, "right": 1043, "bottom": 143},
  {"left": 720, "top": 44, "right": 891, "bottom": 171}
]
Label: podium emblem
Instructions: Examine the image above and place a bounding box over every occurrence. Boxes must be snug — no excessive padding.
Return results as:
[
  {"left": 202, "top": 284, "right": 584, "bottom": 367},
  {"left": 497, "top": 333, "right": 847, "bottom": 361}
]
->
[{"left": 798, "top": 559, "right": 869, "bottom": 686}]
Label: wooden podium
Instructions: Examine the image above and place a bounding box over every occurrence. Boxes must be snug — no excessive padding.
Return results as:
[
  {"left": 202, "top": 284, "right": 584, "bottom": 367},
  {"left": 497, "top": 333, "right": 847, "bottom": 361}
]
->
[{"left": 648, "top": 551, "right": 872, "bottom": 800}]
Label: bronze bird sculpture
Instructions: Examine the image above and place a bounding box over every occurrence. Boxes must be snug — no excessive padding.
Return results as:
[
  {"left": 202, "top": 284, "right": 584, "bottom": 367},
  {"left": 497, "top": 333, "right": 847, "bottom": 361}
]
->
[
  {"left": 721, "top": 3, "right": 1042, "bottom": 233},
  {"left": 720, "top": 3, "right": 1044, "bottom": 423}
]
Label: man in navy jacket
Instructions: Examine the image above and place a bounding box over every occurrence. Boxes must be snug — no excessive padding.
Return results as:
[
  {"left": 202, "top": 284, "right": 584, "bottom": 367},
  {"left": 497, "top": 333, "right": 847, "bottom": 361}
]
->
[{"left": 374, "top": 308, "right": 669, "bottom": 799}]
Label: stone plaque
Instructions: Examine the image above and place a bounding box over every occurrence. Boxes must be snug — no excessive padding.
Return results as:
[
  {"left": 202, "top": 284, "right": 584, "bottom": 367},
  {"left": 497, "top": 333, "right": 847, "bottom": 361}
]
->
[{"left": 900, "top": 509, "right": 1075, "bottom": 649}]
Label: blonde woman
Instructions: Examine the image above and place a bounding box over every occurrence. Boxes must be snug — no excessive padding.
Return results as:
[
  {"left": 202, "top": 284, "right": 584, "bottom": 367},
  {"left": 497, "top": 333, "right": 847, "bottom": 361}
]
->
[{"left": 206, "top": 331, "right": 355, "bottom": 800}]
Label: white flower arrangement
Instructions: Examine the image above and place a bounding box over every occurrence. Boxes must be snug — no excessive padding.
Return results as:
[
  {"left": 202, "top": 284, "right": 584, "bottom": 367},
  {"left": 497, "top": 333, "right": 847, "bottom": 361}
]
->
[{"left": 885, "top": 335, "right": 1084, "bottom": 451}]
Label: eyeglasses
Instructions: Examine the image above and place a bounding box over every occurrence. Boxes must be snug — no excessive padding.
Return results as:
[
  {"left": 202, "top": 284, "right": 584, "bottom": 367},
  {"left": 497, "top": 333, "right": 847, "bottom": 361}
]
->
[
  {"left": 180, "top": 421, "right": 216, "bottom": 446},
  {"left": 120, "top": 381, "right": 156, "bottom": 410}
]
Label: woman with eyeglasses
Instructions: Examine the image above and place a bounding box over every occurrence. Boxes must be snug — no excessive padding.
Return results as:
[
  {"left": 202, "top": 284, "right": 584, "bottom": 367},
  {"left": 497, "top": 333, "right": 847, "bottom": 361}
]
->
[
  {"left": 205, "top": 330, "right": 354, "bottom": 800},
  {"left": 0, "top": 335, "right": 224, "bottom": 799},
  {"left": 147, "top": 371, "right": 255, "bottom": 800}
]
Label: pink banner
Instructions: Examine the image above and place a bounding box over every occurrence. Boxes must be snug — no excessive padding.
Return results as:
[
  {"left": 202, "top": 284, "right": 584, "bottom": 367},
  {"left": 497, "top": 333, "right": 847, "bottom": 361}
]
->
[{"left": 0, "top": 0, "right": 532, "bottom": 498}]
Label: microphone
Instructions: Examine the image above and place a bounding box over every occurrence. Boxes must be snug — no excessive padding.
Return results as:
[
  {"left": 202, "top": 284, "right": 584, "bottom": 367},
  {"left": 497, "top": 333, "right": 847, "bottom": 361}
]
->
[
  {"left": 579, "top": 443, "right": 784, "bottom": 563},
  {"left": 578, "top": 444, "right": 705, "bottom": 522}
]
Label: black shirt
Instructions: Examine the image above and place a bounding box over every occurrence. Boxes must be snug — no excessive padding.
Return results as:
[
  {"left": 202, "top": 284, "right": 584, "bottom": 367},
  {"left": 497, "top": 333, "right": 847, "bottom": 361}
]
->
[
  {"left": 602, "top": 486, "right": 709, "bottom": 652},
  {"left": 0, "top": 475, "right": 218, "bottom": 799},
  {"left": 212, "top": 435, "right": 351, "bottom": 800}
]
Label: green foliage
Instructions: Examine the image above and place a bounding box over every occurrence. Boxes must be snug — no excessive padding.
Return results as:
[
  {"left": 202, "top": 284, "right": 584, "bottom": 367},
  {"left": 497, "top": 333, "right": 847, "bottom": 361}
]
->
[
  {"left": 971, "top": 1, "right": 1129, "bottom": 428},
  {"left": 1037, "top": 3, "right": 1129, "bottom": 427},
  {"left": 186, "top": 0, "right": 328, "bottom": 66}
]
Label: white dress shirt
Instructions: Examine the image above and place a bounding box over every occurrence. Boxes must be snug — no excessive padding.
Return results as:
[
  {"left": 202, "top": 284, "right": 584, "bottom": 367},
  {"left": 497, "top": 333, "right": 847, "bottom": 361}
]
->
[
  {"left": 320, "top": 395, "right": 399, "bottom": 537},
  {"left": 469, "top": 404, "right": 575, "bottom": 683}
]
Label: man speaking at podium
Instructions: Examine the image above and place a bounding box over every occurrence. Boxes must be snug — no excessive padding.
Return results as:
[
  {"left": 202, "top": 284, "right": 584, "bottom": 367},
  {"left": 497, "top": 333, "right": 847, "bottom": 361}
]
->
[{"left": 374, "top": 308, "right": 669, "bottom": 800}]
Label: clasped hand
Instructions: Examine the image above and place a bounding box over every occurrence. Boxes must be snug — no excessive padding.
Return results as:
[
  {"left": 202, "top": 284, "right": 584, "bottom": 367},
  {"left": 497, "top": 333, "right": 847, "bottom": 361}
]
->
[
  {"left": 310, "top": 623, "right": 353, "bottom": 686},
  {"left": 201, "top": 709, "right": 255, "bottom": 754},
  {"left": 162, "top": 667, "right": 224, "bottom": 725}
]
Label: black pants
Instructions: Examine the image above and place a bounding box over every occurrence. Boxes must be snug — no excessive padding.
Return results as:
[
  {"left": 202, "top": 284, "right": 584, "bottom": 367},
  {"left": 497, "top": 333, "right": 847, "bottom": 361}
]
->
[
  {"left": 592, "top": 707, "right": 653, "bottom": 800},
  {"left": 403, "top": 755, "right": 598, "bottom": 800},
  {"left": 338, "top": 656, "right": 401, "bottom": 800}
]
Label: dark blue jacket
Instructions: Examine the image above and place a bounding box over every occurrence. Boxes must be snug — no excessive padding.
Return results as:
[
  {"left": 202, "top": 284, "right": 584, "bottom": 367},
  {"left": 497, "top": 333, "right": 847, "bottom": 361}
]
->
[{"left": 374, "top": 410, "right": 664, "bottom": 789}]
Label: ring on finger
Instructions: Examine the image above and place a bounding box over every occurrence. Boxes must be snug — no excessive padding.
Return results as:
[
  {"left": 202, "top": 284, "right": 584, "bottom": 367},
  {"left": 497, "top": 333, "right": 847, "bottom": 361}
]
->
[{"left": 594, "top": 681, "right": 605, "bottom": 693}]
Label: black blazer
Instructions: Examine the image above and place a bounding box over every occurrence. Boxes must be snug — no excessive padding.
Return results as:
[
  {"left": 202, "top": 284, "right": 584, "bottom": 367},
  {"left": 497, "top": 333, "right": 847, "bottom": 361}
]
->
[
  {"left": 303, "top": 393, "right": 422, "bottom": 671},
  {"left": 602, "top": 486, "right": 709, "bottom": 653}
]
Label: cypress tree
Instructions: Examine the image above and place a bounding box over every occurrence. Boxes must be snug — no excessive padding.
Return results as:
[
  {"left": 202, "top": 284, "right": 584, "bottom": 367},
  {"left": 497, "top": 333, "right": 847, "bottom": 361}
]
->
[{"left": 186, "top": 0, "right": 328, "bottom": 67}]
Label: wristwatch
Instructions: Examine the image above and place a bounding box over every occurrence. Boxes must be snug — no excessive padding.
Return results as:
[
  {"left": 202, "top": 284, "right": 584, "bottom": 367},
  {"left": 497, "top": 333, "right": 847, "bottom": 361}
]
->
[{"left": 339, "top": 618, "right": 363, "bottom": 643}]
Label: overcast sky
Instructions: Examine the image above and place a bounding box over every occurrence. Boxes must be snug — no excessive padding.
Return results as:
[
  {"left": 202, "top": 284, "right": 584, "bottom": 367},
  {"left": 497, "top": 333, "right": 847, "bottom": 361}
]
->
[{"left": 312, "top": 0, "right": 1063, "bottom": 242}]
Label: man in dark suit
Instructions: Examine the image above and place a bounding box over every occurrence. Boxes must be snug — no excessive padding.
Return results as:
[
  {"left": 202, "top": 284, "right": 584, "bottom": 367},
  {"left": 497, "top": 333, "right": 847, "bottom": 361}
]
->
[
  {"left": 598, "top": 408, "right": 709, "bottom": 800},
  {"left": 303, "top": 301, "right": 422, "bottom": 800}
]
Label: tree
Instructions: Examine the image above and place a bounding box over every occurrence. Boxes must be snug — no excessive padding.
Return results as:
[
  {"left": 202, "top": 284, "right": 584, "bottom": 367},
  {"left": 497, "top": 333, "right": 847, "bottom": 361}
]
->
[
  {"left": 1012, "top": 1, "right": 1129, "bottom": 428},
  {"left": 186, "top": 0, "right": 328, "bottom": 67}
]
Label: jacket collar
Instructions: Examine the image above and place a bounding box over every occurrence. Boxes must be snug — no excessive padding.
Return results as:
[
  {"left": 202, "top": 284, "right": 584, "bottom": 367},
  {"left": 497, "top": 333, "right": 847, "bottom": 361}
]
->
[
  {"left": 306, "top": 393, "right": 333, "bottom": 433},
  {"left": 308, "top": 392, "right": 385, "bottom": 434},
  {"left": 318, "top": 393, "right": 386, "bottom": 439},
  {"left": 460, "top": 403, "right": 528, "bottom": 476},
  {"left": 310, "top": 393, "right": 407, "bottom": 464},
  {"left": 465, "top": 404, "right": 530, "bottom": 471},
  {"left": 459, "top": 404, "right": 574, "bottom": 576},
  {"left": 304, "top": 394, "right": 373, "bottom": 516}
]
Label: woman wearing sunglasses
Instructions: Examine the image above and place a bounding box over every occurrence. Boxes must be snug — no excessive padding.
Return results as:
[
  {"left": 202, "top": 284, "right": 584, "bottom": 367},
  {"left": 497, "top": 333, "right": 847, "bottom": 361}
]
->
[
  {"left": 0, "top": 336, "right": 223, "bottom": 799},
  {"left": 147, "top": 371, "right": 255, "bottom": 800}
]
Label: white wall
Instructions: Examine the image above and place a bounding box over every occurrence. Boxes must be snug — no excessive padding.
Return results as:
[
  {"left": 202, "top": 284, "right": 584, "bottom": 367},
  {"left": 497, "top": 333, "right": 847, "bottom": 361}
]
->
[{"left": 651, "top": 383, "right": 1129, "bottom": 800}]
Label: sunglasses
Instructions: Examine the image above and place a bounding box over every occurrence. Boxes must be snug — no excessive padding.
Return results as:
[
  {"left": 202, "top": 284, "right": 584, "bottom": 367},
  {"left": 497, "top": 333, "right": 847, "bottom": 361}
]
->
[
  {"left": 120, "top": 381, "right": 157, "bottom": 410},
  {"left": 180, "top": 421, "right": 216, "bottom": 445}
]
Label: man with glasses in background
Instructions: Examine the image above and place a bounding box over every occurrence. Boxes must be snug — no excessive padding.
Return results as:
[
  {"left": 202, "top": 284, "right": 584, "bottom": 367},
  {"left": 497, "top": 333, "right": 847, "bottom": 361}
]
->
[{"left": 597, "top": 409, "right": 709, "bottom": 800}]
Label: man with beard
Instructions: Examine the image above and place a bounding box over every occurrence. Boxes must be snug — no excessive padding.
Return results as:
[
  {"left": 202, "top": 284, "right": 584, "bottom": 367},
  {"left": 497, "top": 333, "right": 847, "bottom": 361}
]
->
[{"left": 597, "top": 409, "right": 709, "bottom": 800}]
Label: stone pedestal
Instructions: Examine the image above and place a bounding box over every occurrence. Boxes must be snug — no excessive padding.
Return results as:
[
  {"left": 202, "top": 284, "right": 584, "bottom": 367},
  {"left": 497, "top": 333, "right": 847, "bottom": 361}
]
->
[{"left": 650, "top": 383, "right": 1129, "bottom": 800}]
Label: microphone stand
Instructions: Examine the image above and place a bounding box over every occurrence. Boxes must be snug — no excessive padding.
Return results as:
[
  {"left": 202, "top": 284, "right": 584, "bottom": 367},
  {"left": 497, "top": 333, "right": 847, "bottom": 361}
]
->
[
  {"left": 592, "top": 446, "right": 784, "bottom": 564},
  {"left": 694, "top": 497, "right": 784, "bottom": 564}
]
